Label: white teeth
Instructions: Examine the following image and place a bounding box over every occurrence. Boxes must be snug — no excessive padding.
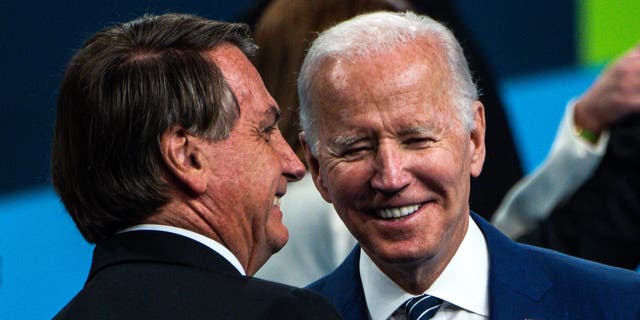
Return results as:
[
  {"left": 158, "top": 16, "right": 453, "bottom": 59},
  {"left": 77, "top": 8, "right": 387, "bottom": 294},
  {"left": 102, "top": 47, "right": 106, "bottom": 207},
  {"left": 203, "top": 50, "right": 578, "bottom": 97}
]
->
[
  {"left": 273, "top": 197, "right": 281, "bottom": 207},
  {"left": 377, "top": 204, "right": 420, "bottom": 219}
]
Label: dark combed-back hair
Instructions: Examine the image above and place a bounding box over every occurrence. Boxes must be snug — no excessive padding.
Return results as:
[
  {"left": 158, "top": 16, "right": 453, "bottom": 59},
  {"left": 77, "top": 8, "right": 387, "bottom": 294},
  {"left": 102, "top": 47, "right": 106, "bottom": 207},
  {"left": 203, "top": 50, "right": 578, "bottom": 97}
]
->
[{"left": 52, "top": 13, "right": 256, "bottom": 243}]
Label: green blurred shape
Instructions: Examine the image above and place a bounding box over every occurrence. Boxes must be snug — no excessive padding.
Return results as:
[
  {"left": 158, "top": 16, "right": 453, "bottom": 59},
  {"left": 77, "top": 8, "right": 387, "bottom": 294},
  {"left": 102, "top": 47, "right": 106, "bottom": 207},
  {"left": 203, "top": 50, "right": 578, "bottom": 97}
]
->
[{"left": 579, "top": 0, "right": 640, "bottom": 66}]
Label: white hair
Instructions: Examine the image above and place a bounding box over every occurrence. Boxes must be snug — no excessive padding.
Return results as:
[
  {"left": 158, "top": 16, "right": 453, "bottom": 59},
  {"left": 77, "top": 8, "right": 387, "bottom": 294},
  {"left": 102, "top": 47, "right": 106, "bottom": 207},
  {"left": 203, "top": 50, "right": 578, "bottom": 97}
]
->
[{"left": 298, "top": 11, "right": 479, "bottom": 156}]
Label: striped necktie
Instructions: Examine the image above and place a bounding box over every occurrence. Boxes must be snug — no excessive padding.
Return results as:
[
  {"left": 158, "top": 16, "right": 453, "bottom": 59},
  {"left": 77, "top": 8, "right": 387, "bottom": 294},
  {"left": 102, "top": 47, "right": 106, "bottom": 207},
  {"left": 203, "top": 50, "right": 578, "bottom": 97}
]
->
[{"left": 403, "top": 295, "right": 443, "bottom": 320}]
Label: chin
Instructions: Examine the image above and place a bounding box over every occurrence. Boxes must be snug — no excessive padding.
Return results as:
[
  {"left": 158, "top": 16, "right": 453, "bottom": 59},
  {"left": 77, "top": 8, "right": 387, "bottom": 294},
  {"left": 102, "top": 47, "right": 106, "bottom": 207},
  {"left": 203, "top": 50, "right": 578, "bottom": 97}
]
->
[
  {"left": 366, "top": 241, "right": 437, "bottom": 265},
  {"left": 268, "top": 226, "right": 289, "bottom": 254},
  {"left": 381, "top": 252, "right": 435, "bottom": 265},
  {"left": 271, "top": 240, "right": 287, "bottom": 254}
]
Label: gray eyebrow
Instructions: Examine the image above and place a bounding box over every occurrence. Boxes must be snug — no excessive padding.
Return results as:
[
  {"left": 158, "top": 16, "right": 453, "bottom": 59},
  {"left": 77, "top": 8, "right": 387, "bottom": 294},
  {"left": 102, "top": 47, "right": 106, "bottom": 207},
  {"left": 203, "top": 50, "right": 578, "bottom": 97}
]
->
[
  {"left": 399, "top": 126, "right": 429, "bottom": 135},
  {"left": 399, "top": 123, "right": 445, "bottom": 137},
  {"left": 330, "top": 134, "right": 366, "bottom": 147}
]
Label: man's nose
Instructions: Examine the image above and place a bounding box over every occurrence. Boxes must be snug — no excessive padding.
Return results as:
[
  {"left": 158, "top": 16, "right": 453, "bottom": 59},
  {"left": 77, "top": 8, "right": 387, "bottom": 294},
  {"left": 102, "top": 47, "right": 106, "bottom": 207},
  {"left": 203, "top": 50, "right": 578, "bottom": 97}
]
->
[
  {"left": 370, "top": 142, "right": 411, "bottom": 194},
  {"left": 277, "top": 133, "right": 306, "bottom": 182}
]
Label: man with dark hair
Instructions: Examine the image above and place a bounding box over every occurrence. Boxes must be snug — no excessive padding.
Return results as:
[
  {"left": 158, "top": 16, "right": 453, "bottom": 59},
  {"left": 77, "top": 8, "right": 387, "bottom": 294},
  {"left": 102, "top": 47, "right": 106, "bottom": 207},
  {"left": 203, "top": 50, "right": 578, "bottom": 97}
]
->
[
  {"left": 298, "top": 11, "right": 640, "bottom": 319},
  {"left": 52, "top": 13, "right": 340, "bottom": 319}
]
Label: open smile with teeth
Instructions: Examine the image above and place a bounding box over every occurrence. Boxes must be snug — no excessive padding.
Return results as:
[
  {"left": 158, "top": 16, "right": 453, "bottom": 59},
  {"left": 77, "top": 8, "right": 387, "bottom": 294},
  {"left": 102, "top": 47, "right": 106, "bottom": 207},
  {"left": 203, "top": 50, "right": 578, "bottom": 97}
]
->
[
  {"left": 376, "top": 204, "right": 421, "bottom": 219},
  {"left": 273, "top": 196, "right": 282, "bottom": 207}
]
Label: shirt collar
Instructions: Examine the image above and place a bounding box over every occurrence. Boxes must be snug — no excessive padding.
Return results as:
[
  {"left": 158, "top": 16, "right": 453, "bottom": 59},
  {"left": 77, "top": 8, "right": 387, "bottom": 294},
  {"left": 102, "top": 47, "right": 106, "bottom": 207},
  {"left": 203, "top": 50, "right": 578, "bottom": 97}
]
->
[
  {"left": 360, "top": 215, "right": 489, "bottom": 319},
  {"left": 120, "top": 224, "right": 246, "bottom": 275}
]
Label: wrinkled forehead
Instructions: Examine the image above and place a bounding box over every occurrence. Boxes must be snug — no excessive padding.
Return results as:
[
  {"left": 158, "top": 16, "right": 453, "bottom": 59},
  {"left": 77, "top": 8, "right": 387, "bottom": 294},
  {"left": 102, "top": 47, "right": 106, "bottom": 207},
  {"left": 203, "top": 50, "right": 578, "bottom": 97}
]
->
[
  {"left": 207, "top": 43, "right": 271, "bottom": 107},
  {"left": 311, "top": 43, "right": 452, "bottom": 111}
]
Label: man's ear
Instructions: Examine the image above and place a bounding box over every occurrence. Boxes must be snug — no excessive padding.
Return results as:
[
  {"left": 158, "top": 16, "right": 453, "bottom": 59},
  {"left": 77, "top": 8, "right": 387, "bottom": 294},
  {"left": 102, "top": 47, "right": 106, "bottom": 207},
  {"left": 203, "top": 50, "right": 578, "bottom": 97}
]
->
[
  {"left": 160, "top": 126, "right": 208, "bottom": 194},
  {"left": 469, "top": 101, "right": 486, "bottom": 178},
  {"left": 299, "top": 132, "right": 332, "bottom": 203}
]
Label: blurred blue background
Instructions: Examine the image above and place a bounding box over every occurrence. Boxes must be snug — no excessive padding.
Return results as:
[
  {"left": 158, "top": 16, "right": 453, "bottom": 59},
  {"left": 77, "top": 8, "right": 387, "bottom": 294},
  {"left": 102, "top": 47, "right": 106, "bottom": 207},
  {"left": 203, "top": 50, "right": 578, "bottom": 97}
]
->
[{"left": 0, "top": 0, "right": 636, "bottom": 318}]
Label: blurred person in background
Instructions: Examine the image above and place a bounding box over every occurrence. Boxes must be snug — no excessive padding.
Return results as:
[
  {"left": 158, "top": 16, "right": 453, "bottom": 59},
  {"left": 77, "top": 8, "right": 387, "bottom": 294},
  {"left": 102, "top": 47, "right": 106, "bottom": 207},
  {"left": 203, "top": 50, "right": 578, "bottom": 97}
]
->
[{"left": 494, "top": 44, "right": 640, "bottom": 270}]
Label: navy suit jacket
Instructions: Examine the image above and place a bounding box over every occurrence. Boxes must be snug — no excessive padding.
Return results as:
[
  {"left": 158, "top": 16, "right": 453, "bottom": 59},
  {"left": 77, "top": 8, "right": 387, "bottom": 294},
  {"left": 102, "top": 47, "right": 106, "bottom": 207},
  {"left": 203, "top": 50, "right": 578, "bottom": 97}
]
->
[
  {"left": 308, "top": 213, "right": 640, "bottom": 320},
  {"left": 55, "top": 230, "right": 341, "bottom": 319}
]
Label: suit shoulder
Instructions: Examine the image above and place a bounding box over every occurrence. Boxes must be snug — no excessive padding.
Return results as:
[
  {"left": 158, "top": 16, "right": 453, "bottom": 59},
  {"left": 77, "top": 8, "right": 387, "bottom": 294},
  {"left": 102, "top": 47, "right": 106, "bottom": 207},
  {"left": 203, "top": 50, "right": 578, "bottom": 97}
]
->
[
  {"left": 308, "top": 273, "right": 331, "bottom": 292},
  {"left": 55, "top": 263, "right": 341, "bottom": 319},
  {"left": 523, "top": 243, "right": 640, "bottom": 291},
  {"left": 307, "top": 246, "right": 361, "bottom": 295},
  {"left": 306, "top": 259, "right": 359, "bottom": 303},
  {"left": 238, "top": 277, "right": 341, "bottom": 319},
  {"left": 266, "top": 286, "right": 342, "bottom": 319}
]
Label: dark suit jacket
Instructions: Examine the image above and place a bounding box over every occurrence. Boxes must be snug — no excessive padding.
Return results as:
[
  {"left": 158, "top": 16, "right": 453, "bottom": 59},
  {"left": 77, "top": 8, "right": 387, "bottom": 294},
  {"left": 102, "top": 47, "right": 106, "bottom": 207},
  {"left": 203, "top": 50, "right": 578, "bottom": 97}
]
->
[
  {"left": 54, "top": 230, "right": 341, "bottom": 319},
  {"left": 520, "top": 115, "right": 640, "bottom": 270},
  {"left": 308, "top": 212, "right": 640, "bottom": 320}
]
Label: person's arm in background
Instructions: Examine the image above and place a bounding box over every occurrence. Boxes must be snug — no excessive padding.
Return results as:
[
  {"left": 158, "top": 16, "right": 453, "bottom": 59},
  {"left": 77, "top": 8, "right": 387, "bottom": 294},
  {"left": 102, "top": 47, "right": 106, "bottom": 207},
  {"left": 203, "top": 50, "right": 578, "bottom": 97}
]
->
[
  {"left": 493, "top": 44, "right": 640, "bottom": 239},
  {"left": 491, "top": 101, "right": 608, "bottom": 238}
]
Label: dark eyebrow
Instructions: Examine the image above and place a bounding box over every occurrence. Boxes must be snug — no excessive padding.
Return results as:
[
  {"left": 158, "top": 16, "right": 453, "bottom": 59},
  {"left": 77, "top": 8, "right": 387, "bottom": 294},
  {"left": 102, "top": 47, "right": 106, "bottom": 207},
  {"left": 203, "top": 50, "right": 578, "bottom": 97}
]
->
[
  {"left": 262, "top": 105, "right": 281, "bottom": 127},
  {"left": 271, "top": 106, "right": 282, "bottom": 123}
]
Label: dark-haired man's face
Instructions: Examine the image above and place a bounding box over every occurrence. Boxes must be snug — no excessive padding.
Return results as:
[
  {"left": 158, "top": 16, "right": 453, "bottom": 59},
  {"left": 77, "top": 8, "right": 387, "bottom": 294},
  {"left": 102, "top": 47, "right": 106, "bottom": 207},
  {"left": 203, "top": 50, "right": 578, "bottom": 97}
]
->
[{"left": 201, "top": 44, "right": 305, "bottom": 275}]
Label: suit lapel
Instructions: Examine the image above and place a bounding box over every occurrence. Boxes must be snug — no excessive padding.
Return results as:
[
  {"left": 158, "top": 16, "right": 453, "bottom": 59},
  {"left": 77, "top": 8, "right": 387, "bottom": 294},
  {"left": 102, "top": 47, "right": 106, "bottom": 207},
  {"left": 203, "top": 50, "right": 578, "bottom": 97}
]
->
[
  {"left": 317, "top": 213, "right": 557, "bottom": 320},
  {"left": 310, "top": 246, "right": 369, "bottom": 320},
  {"left": 471, "top": 213, "right": 555, "bottom": 320},
  {"left": 89, "top": 230, "right": 241, "bottom": 281}
]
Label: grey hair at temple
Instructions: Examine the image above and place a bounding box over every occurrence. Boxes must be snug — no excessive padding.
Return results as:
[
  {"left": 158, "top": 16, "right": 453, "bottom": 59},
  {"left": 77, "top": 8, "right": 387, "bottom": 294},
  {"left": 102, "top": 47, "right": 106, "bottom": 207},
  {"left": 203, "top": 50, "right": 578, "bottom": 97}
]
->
[{"left": 297, "top": 11, "right": 478, "bottom": 156}]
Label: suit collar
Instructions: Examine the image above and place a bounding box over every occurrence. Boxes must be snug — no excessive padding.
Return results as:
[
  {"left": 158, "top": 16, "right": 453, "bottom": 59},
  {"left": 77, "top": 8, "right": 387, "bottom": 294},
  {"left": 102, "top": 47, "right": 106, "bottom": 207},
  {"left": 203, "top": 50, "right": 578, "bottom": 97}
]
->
[
  {"left": 360, "top": 215, "right": 489, "bottom": 318},
  {"left": 120, "top": 224, "right": 245, "bottom": 274},
  {"left": 89, "top": 230, "right": 241, "bottom": 281},
  {"left": 471, "top": 212, "right": 553, "bottom": 319},
  {"left": 310, "top": 246, "right": 369, "bottom": 320},
  {"left": 313, "top": 212, "right": 554, "bottom": 320}
]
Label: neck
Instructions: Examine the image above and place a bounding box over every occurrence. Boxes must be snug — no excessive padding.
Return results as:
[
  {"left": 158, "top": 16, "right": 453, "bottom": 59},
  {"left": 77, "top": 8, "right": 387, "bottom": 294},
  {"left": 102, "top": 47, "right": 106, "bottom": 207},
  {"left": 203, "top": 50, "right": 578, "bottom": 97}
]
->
[
  {"left": 144, "top": 194, "right": 271, "bottom": 276},
  {"left": 145, "top": 199, "right": 220, "bottom": 239}
]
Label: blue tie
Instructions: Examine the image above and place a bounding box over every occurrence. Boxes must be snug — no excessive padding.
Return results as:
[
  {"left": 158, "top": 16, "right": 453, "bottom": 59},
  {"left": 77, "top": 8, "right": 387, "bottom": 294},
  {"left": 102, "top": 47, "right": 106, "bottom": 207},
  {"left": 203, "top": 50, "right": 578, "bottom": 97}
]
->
[{"left": 403, "top": 295, "right": 443, "bottom": 320}]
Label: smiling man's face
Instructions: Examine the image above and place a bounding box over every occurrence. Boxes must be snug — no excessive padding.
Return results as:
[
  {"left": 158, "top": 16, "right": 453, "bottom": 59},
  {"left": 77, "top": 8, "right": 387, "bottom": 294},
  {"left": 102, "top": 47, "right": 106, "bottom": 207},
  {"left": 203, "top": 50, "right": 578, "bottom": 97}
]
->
[
  {"left": 201, "top": 44, "right": 305, "bottom": 275},
  {"left": 304, "top": 40, "right": 485, "bottom": 276}
]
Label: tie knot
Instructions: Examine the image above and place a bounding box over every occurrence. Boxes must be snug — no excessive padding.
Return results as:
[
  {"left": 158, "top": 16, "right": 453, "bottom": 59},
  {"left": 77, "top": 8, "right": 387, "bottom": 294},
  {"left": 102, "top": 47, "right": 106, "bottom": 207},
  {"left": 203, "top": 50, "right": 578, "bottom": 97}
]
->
[{"left": 403, "top": 295, "right": 443, "bottom": 320}]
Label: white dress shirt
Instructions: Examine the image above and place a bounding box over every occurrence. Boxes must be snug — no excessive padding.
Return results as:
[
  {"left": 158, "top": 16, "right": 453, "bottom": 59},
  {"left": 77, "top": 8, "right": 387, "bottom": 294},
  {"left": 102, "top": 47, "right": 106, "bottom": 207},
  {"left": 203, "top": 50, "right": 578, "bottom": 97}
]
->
[
  {"left": 360, "top": 215, "right": 489, "bottom": 320},
  {"left": 120, "top": 224, "right": 246, "bottom": 275}
]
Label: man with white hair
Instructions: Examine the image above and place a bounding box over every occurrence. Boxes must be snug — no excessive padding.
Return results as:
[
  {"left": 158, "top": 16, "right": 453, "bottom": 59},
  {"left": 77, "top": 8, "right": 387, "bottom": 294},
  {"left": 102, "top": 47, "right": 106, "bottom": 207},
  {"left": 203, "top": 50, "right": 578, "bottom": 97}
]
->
[{"left": 298, "top": 11, "right": 640, "bottom": 319}]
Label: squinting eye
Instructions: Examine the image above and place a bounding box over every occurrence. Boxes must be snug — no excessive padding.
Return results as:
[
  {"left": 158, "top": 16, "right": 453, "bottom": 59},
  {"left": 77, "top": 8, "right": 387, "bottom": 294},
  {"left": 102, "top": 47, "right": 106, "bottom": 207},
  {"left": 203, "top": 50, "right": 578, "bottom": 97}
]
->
[
  {"left": 261, "top": 126, "right": 277, "bottom": 141},
  {"left": 404, "top": 137, "right": 434, "bottom": 148},
  {"left": 340, "top": 146, "right": 372, "bottom": 159}
]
